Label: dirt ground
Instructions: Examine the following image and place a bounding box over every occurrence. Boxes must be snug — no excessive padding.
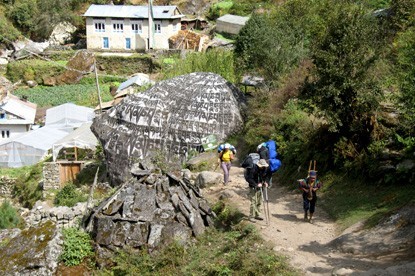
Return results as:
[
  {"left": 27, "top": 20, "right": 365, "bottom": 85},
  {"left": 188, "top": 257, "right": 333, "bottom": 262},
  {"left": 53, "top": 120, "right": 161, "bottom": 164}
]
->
[{"left": 203, "top": 166, "right": 414, "bottom": 275}]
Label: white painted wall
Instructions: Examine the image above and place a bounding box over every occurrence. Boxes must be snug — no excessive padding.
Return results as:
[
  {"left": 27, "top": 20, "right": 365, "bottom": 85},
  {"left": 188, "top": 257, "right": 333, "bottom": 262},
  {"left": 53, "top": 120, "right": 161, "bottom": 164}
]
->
[
  {"left": 86, "top": 17, "right": 181, "bottom": 50},
  {"left": 0, "top": 125, "right": 28, "bottom": 139}
]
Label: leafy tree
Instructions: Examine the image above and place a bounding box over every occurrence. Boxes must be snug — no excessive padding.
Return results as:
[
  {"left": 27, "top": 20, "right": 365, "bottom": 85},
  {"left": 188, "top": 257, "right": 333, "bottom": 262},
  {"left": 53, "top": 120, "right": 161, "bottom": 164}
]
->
[
  {"left": 395, "top": 26, "right": 415, "bottom": 135},
  {"left": 234, "top": 12, "right": 308, "bottom": 84},
  {"left": 388, "top": 0, "right": 415, "bottom": 32},
  {"left": 6, "top": 0, "right": 38, "bottom": 35},
  {"left": 301, "top": 2, "right": 383, "bottom": 147}
]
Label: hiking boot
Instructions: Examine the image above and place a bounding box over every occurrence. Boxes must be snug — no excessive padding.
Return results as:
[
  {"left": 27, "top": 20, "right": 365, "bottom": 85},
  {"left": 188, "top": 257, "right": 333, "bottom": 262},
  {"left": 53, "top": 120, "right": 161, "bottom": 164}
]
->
[
  {"left": 255, "top": 216, "right": 264, "bottom": 221},
  {"left": 304, "top": 212, "right": 308, "bottom": 221}
]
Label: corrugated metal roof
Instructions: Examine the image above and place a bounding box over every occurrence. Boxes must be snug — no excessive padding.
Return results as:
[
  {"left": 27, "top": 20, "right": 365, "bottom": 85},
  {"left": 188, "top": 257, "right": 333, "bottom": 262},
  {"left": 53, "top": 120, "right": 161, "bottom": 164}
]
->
[
  {"left": 0, "top": 95, "right": 36, "bottom": 123},
  {"left": 116, "top": 73, "right": 154, "bottom": 92},
  {"left": 217, "top": 14, "right": 250, "bottom": 25},
  {"left": 83, "top": 4, "right": 185, "bottom": 19}
]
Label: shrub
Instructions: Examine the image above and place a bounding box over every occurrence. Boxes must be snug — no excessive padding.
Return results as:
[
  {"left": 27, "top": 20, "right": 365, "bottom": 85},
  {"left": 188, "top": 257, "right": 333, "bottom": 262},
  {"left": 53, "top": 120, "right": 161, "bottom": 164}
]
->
[
  {"left": 54, "top": 184, "right": 87, "bottom": 207},
  {"left": 6, "top": 59, "right": 65, "bottom": 84},
  {"left": 12, "top": 162, "right": 44, "bottom": 209},
  {"left": 0, "top": 201, "right": 21, "bottom": 229},
  {"left": 60, "top": 227, "right": 94, "bottom": 266}
]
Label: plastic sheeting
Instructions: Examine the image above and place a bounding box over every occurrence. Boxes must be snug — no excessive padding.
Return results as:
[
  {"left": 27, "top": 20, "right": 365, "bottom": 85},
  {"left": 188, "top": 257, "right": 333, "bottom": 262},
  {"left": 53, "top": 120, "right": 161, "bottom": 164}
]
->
[
  {"left": 0, "top": 126, "right": 68, "bottom": 168},
  {"left": 52, "top": 122, "right": 98, "bottom": 161},
  {"left": 45, "top": 103, "right": 95, "bottom": 130}
]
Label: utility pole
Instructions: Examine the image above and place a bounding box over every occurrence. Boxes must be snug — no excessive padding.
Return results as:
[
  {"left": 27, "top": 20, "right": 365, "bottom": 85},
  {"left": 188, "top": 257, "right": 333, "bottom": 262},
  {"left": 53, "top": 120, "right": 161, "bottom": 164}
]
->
[
  {"left": 148, "top": 0, "right": 153, "bottom": 50},
  {"left": 94, "top": 59, "right": 103, "bottom": 113}
]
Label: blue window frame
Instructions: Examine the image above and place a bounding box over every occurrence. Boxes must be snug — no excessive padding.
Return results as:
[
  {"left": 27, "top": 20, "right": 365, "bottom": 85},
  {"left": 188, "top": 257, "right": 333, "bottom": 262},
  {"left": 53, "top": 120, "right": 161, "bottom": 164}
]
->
[{"left": 126, "top": 38, "right": 131, "bottom": 49}]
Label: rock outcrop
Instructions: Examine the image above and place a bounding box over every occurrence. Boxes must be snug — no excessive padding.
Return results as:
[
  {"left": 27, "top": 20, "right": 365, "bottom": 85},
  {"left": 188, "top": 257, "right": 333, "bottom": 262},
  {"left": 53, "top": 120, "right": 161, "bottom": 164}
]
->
[
  {"left": 85, "top": 163, "right": 215, "bottom": 257},
  {"left": 0, "top": 221, "right": 62, "bottom": 276},
  {"left": 91, "top": 72, "right": 245, "bottom": 186}
]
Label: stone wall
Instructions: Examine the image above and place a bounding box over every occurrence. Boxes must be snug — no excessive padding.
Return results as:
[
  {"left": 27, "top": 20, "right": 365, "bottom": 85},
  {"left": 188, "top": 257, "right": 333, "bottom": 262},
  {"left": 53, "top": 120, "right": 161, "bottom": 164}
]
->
[
  {"left": 43, "top": 162, "right": 61, "bottom": 190},
  {"left": 0, "top": 176, "right": 15, "bottom": 196},
  {"left": 25, "top": 201, "right": 88, "bottom": 229}
]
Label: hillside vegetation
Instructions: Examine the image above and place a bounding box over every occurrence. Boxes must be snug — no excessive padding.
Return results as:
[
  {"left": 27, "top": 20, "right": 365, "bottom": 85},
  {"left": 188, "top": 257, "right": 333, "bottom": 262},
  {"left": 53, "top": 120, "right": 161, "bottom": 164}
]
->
[{"left": 0, "top": 0, "right": 414, "bottom": 273}]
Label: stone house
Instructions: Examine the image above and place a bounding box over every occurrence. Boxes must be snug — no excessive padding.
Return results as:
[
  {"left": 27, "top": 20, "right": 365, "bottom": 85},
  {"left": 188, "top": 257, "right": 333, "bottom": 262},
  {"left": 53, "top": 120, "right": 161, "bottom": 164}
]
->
[
  {"left": 83, "top": 4, "right": 185, "bottom": 51},
  {"left": 0, "top": 94, "right": 37, "bottom": 140}
]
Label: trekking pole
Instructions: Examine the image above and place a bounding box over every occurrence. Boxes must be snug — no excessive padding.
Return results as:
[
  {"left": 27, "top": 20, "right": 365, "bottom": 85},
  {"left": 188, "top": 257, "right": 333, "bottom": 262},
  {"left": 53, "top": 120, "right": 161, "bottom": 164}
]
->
[
  {"left": 264, "top": 186, "right": 270, "bottom": 225},
  {"left": 260, "top": 186, "right": 268, "bottom": 225}
]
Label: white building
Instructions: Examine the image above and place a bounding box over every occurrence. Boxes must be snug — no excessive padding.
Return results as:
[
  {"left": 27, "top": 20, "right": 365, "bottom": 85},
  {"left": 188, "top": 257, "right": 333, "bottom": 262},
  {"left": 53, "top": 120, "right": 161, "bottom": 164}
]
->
[
  {"left": 83, "top": 4, "right": 185, "bottom": 51},
  {"left": 216, "top": 14, "right": 249, "bottom": 35},
  {"left": 0, "top": 94, "right": 37, "bottom": 140}
]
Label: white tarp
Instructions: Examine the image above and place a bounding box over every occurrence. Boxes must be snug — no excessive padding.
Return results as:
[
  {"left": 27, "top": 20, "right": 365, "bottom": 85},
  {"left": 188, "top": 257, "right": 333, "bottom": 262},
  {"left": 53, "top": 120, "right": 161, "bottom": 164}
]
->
[
  {"left": 0, "top": 126, "right": 68, "bottom": 167},
  {"left": 45, "top": 103, "right": 95, "bottom": 130},
  {"left": 52, "top": 122, "right": 98, "bottom": 161}
]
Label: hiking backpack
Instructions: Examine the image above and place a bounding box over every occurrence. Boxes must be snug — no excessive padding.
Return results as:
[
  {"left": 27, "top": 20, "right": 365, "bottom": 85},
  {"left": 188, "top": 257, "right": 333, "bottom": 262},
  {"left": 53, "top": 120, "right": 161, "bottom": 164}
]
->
[
  {"left": 259, "top": 140, "right": 281, "bottom": 173},
  {"left": 241, "top": 153, "right": 260, "bottom": 169},
  {"left": 217, "top": 143, "right": 236, "bottom": 154}
]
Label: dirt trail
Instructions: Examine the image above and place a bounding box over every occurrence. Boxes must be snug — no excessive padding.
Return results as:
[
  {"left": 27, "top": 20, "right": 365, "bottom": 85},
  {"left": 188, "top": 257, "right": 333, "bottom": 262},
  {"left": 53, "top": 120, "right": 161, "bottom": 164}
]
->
[{"left": 203, "top": 166, "right": 388, "bottom": 275}]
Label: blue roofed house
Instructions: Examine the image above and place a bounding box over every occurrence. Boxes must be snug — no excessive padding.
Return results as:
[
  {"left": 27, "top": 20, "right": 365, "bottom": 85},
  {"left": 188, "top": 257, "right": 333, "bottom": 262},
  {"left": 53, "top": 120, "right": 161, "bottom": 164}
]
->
[{"left": 83, "top": 4, "right": 185, "bottom": 51}]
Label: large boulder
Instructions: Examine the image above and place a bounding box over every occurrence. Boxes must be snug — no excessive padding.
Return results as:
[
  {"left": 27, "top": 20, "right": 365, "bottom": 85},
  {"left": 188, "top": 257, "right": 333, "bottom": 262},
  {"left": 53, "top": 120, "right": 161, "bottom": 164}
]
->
[
  {"left": 86, "top": 164, "right": 215, "bottom": 259},
  {"left": 48, "top": 22, "right": 77, "bottom": 46},
  {"left": 91, "top": 72, "right": 245, "bottom": 186},
  {"left": 0, "top": 221, "right": 62, "bottom": 276},
  {"left": 53, "top": 50, "right": 95, "bottom": 85}
]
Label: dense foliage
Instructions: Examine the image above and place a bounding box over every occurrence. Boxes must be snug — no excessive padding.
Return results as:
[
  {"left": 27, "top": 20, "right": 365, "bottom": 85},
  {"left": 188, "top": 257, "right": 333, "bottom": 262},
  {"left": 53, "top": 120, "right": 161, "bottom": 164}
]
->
[
  {"left": 60, "top": 227, "right": 94, "bottom": 266},
  {"left": 235, "top": 0, "right": 415, "bottom": 184},
  {"left": 12, "top": 162, "right": 44, "bottom": 209}
]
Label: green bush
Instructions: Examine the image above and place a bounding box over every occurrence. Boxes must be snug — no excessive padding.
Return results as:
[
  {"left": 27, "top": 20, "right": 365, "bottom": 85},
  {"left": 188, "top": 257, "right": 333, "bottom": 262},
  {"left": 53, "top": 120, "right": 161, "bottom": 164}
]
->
[
  {"left": 60, "top": 227, "right": 94, "bottom": 266},
  {"left": 54, "top": 184, "right": 87, "bottom": 207},
  {"left": 0, "top": 201, "right": 21, "bottom": 229},
  {"left": 207, "top": 0, "right": 234, "bottom": 20},
  {"left": 6, "top": 59, "right": 65, "bottom": 84},
  {"left": 12, "top": 162, "right": 44, "bottom": 209}
]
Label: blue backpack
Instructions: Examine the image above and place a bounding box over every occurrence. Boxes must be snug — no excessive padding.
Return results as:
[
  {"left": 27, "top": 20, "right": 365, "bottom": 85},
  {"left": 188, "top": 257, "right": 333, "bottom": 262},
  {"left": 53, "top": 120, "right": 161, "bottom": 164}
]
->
[{"left": 265, "top": 140, "right": 281, "bottom": 173}]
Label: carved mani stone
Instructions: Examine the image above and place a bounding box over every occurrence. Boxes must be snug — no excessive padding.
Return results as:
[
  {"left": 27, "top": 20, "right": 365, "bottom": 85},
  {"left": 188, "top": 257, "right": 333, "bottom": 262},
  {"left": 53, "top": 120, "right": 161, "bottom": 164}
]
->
[
  {"left": 91, "top": 72, "right": 246, "bottom": 186},
  {"left": 89, "top": 168, "right": 216, "bottom": 253}
]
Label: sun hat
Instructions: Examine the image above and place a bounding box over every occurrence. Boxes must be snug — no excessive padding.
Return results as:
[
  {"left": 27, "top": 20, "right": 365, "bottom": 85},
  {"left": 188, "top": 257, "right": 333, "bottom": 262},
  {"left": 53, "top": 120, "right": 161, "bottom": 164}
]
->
[
  {"left": 309, "top": 170, "right": 317, "bottom": 178},
  {"left": 257, "top": 159, "right": 269, "bottom": 168}
]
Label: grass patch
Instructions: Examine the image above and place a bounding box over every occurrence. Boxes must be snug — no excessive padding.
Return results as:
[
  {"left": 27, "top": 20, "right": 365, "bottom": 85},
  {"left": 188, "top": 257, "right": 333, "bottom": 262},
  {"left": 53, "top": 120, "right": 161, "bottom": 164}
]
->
[
  {"left": 13, "top": 84, "right": 113, "bottom": 108},
  {"left": 319, "top": 171, "right": 415, "bottom": 233},
  {"left": 0, "top": 166, "right": 33, "bottom": 179}
]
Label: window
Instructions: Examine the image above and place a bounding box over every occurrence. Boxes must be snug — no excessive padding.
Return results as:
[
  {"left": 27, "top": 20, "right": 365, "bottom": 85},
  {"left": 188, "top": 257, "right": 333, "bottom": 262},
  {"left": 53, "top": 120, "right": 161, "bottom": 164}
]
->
[
  {"left": 94, "top": 20, "right": 105, "bottom": 32},
  {"left": 112, "top": 19, "right": 124, "bottom": 33},
  {"left": 1, "top": 130, "right": 10, "bottom": 138},
  {"left": 0, "top": 112, "right": 5, "bottom": 119},
  {"left": 131, "top": 20, "right": 142, "bottom": 33},
  {"left": 154, "top": 21, "right": 161, "bottom": 33}
]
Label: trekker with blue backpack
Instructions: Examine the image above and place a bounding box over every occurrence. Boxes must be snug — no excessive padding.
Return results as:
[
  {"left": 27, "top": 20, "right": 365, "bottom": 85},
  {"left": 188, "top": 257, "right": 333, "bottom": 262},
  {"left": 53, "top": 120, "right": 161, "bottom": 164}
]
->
[
  {"left": 256, "top": 140, "right": 282, "bottom": 187},
  {"left": 244, "top": 158, "right": 271, "bottom": 221}
]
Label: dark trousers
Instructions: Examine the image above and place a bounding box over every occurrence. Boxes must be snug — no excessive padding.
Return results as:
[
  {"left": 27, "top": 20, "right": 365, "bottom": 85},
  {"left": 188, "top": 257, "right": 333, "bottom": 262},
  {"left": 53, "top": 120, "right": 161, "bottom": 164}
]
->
[{"left": 302, "top": 193, "right": 317, "bottom": 213}]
